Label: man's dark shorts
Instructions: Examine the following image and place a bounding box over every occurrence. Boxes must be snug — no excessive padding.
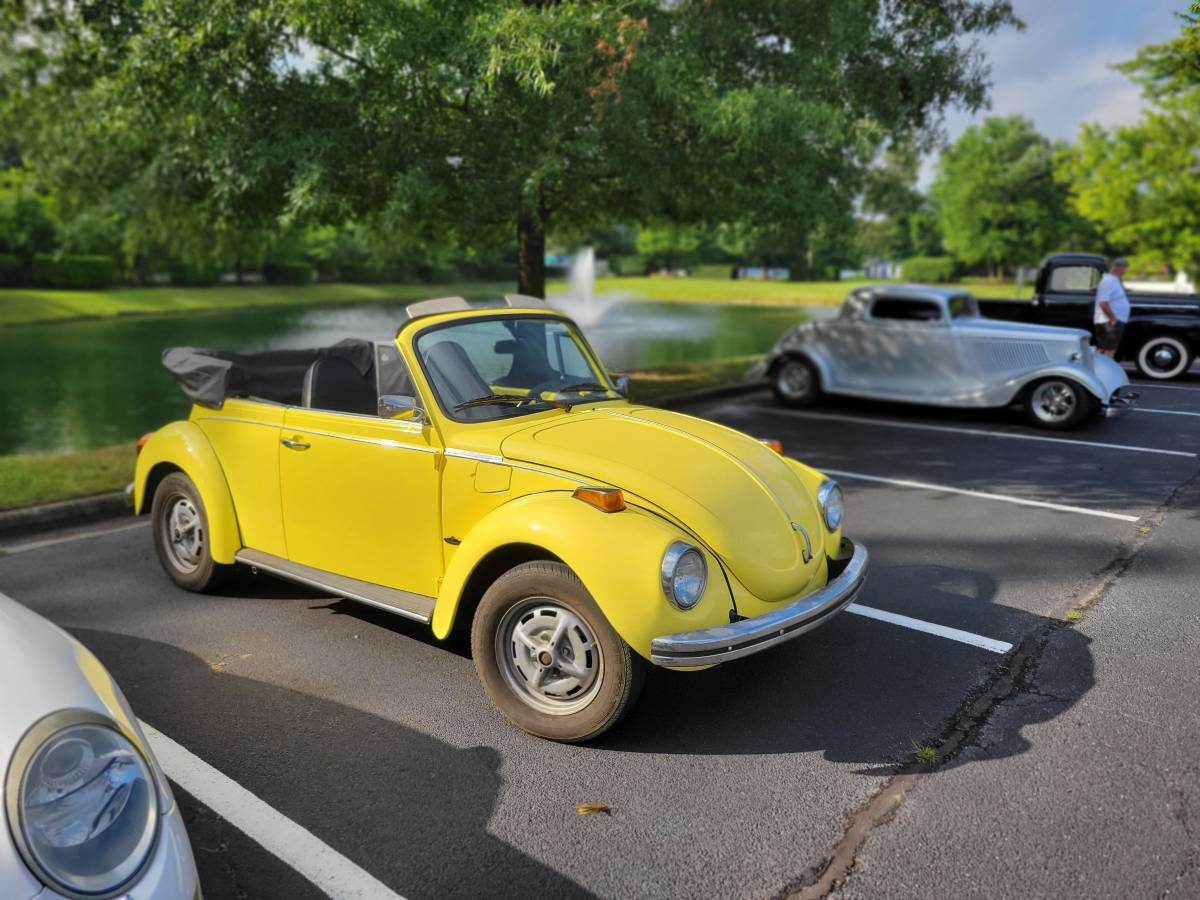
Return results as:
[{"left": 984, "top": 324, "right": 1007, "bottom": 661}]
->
[{"left": 1096, "top": 321, "right": 1125, "bottom": 351}]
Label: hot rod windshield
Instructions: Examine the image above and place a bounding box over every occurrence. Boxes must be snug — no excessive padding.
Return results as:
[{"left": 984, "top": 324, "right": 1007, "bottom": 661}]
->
[{"left": 414, "top": 315, "right": 618, "bottom": 422}]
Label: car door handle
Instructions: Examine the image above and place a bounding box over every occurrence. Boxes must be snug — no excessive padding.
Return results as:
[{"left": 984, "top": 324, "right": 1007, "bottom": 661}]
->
[{"left": 280, "top": 437, "right": 311, "bottom": 450}]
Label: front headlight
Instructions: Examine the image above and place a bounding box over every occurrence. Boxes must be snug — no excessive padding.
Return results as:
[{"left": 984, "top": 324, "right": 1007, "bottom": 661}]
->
[
  {"left": 661, "top": 542, "right": 707, "bottom": 610},
  {"left": 5, "top": 710, "right": 160, "bottom": 899},
  {"left": 818, "top": 480, "right": 844, "bottom": 531}
]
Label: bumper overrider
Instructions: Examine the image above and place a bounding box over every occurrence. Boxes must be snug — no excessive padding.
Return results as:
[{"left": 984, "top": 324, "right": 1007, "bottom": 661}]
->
[
  {"left": 1104, "top": 387, "right": 1138, "bottom": 418},
  {"left": 650, "top": 539, "right": 868, "bottom": 667}
]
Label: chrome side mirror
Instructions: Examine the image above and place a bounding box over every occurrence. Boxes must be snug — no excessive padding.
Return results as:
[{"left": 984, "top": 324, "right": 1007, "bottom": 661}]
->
[
  {"left": 613, "top": 374, "right": 629, "bottom": 397},
  {"left": 378, "top": 394, "right": 426, "bottom": 423}
]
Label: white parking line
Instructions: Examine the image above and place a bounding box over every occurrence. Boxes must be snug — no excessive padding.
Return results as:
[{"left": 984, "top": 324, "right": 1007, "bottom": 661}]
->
[
  {"left": 1, "top": 520, "right": 148, "bottom": 554},
  {"left": 140, "top": 721, "right": 407, "bottom": 900},
  {"left": 821, "top": 468, "right": 1141, "bottom": 523},
  {"left": 760, "top": 407, "right": 1197, "bottom": 458},
  {"left": 1130, "top": 382, "right": 1200, "bottom": 392},
  {"left": 846, "top": 604, "right": 1013, "bottom": 654},
  {"left": 1136, "top": 407, "right": 1200, "bottom": 418}
]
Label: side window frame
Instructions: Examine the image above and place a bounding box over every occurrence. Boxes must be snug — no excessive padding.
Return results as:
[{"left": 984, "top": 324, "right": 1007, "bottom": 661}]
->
[
  {"left": 868, "top": 297, "right": 945, "bottom": 323},
  {"left": 1047, "top": 265, "right": 1102, "bottom": 294}
]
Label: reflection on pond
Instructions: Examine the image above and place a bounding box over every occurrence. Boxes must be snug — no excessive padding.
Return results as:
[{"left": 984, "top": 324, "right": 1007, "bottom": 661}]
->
[{"left": 0, "top": 296, "right": 804, "bottom": 454}]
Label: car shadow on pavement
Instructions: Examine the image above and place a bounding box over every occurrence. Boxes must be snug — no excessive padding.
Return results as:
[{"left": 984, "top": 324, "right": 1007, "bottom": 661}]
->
[
  {"left": 594, "top": 566, "right": 1095, "bottom": 776},
  {"left": 69, "top": 627, "right": 595, "bottom": 900}
]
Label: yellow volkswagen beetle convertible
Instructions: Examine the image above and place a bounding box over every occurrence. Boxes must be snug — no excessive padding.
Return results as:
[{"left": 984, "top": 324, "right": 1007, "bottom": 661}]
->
[{"left": 134, "top": 296, "right": 868, "bottom": 741}]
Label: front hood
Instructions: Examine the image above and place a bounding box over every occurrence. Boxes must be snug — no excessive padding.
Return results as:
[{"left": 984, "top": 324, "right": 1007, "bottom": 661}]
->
[
  {"left": 968, "top": 317, "right": 1090, "bottom": 341},
  {"left": 500, "top": 407, "right": 826, "bottom": 601}
]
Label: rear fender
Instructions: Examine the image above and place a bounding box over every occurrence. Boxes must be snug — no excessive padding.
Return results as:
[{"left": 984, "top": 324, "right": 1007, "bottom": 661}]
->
[
  {"left": 432, "top": 491, "right": 735, "bottom": 660},
  {"left": 134, "top": 421, "right": 240, "bottom": 564},
  {"left": 765, "top": 326, "right": 832, "bottom": 388}
]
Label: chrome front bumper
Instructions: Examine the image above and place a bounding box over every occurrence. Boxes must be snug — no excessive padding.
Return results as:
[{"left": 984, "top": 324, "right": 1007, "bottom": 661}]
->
[
  {"left": 649, "top": 539, "right": 868, "bottom": 668},
  {"left": 1104, "top": 387, "right": 1139, "bottom": 418}
]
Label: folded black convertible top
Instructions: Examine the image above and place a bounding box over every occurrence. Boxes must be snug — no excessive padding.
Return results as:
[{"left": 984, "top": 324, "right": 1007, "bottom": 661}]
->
[{"left": 162, "top": 339, "right": 375, "bottom": 409}]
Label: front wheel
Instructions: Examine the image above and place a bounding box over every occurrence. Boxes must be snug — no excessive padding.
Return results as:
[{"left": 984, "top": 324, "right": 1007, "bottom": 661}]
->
[
  {"left": 771, "top": 356, "right": 820, "bottom": 407},
  {"left": 1135, "top": 335, "right": 1193, "bottom": 381},
  {"left": 471, "top": 561, "right": 645, "bottom": 742},
  {"left": 1023, "top": 378, "right": 1093, "bottom": 430},
  {"left": 151, "top": 472, "right": 231, "bottom": 592}
]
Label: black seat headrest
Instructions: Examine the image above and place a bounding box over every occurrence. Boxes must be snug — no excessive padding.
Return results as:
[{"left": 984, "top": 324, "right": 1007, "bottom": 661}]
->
[{"left": 301, "top": 356, "right": 377, "bottom": 416}]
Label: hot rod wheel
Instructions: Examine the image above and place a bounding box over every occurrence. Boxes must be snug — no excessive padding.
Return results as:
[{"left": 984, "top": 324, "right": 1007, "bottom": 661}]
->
[{"left": 471, "top": 561, "right": 645, "bottom": 742}]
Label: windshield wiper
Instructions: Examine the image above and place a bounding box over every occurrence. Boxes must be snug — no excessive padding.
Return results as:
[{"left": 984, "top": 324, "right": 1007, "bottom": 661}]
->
[
  {"left": 453, "top": 394, "right": 528, "bottom": 411},
  {"left": 556, "top": 382, "right": 614, "bottom": 394}
]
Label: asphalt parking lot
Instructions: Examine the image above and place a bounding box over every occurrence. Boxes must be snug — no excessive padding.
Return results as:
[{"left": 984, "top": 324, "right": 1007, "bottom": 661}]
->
[{"left": 3, "top": 371, "right": 1199, "bottom": 900}]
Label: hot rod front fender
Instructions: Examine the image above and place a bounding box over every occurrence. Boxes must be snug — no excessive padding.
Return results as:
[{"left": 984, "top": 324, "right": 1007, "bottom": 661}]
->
[
  {"left": 432, "top": 491, "right": 736, "bottom": 660},
  {"left": 134, "top": 421, "right": 241, "bottom": 564}
]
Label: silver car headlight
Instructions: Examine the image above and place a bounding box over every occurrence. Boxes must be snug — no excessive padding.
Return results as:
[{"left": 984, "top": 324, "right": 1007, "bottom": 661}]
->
[
  {"left": 5, "top": 710, "right": 160, "bottom": 899},
  {"left": 818, "top": 480, "right": 844, "bottom": 531},
  {"left": 661, "top": 542, "right": 707, "bottom": 610}
]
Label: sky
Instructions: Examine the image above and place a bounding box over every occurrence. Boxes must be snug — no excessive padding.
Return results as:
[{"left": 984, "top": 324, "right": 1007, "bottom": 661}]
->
[{"left": 919, "top": 0, "right": 1188, "bottom": 186}]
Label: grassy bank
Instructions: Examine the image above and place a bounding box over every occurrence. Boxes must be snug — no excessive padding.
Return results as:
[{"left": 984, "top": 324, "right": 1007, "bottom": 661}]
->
[
  {"left": 0, "top": 444, "right": 135, "bottom": 510},
  {"left": 2, "top": 276, "right": 1031, "bottom": 326},
  {"left": 0, "top": 281, "right": 513, "bottom": 326},
  {"left": 558, "top": 276, "right": 1033, "bottom": 305},
  {"left": 0, "top": 358, "right": 758, "bottom": 511}
]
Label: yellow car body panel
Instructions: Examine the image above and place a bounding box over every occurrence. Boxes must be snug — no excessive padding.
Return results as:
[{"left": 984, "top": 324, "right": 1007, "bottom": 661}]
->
[
  {"left": 431, "top": 490, "right": 735, "bottom": 658},
  {"left": 138, "top": 304, "right": 861, "bottom": 668},
  {"left": 134, "top": 421, "right": 241, "bottom": 564}
]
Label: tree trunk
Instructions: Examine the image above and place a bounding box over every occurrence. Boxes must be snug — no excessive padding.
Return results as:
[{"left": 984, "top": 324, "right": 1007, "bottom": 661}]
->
[{"left": 517, "top": 211, "right": 547, "bottom": 298}]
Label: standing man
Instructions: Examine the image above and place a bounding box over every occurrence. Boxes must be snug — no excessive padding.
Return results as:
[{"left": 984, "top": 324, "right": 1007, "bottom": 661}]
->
[{"left": 1093, "top": 257, "right": 1130, "bottom": 358}]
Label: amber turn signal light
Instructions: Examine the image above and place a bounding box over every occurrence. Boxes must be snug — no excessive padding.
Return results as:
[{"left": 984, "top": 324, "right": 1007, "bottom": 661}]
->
[
  {"left": 760, "top": 439, "right": 784, "bottom": 455},
  {"left": 573, "top": 486, "right": 626, "bottom": 513},
  {"left": 135, "top": 432, "right": 154, "bottom": 457}
]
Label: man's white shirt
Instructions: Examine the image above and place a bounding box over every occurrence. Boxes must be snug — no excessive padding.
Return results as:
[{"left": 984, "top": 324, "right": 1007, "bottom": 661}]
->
[{"left": 1094, "top": 273, "right": 1130, "bottom": 324}]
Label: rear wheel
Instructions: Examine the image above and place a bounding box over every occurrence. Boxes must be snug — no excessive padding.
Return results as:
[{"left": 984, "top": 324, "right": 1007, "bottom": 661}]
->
[
  {"left": 471, "top": 561, "right": 645, "bottom": 742},
  {"left": 151, "top": 472, "right": 231, "bottom": 592},
  {"left": 1023, "top": 378, "right": 1092, "bottom": 430},
  {"left": 1135, "top": 335, "right": 1193, "bottom": 381},
  {"left": 771, "top": 356, "right": 820, "bottom": 407}
]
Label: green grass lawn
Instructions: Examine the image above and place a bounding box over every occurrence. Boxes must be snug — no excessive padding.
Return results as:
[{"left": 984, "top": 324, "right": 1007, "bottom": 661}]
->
[
  {"left": 0, "top": 444, "right": 134, "bottom": 511},
  {"left": 1, "top": 275, "right": 1030, "bottom": 325},
  {"left": 0, "top": 281, "right": 514, "bottom": 326},
  {"left": 554, "top": 276, "right": 1033, "bottom": 306},
  {"left": 0, "top": 357, "right": 759, "bottom": 511}
]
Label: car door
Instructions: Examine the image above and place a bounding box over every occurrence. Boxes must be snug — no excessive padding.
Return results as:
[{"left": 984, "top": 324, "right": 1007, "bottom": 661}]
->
[
  {"left": 861, "top": 297, "right": 959, "bottom": 397},
  {"left": 1038, "top": 263, "right": 1100, "bottom": 328},
  {"left": 278, "top": 343, "right": 443, "bottom": 598}
]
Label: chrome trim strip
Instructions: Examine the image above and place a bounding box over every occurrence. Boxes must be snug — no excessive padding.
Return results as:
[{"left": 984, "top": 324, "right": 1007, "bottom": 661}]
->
[
  {"left": 444, "top": 448, "right": 504, "bottom": 463},
  {"left": 650, "top": 541, "right": 868, "bottom": 667},
  {"left": 235, "top": 549, "right": 434, "bottom": 623},
  {"left": 196, "top": 416, "right": 437, "bottom": 452}
]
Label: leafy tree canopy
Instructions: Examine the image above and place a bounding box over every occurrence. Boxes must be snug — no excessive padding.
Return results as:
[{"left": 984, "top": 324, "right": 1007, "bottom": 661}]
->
[
  {"left": 2, "top": 0, "right": 1019, "bottom": 294},
  {"left": 1055, "top": 6, "right": 1200, "bottom": 276}
]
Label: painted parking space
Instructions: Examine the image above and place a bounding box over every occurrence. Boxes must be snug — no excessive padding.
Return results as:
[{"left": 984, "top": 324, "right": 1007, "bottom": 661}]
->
[{"left": 1, "top": 388, "right": 1197, "bottom": 900}]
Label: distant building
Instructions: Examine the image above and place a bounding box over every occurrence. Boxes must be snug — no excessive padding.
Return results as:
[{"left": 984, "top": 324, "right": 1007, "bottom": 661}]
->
[{"left": 863, "top": 258, "right": 898, "bottom": 279}]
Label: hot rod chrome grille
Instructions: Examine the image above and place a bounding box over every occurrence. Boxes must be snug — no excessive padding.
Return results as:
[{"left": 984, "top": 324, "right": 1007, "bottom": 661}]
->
[{"left": 972, "top": 340, "right": 1050, "bottom": 372}]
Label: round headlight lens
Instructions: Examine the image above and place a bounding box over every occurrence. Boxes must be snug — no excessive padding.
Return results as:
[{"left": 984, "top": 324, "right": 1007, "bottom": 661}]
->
[
  {"left": 10, "top": 716, "right": 159, "bottom": 898},
  {"left": 818, "top": 480, "right": 844, "bottom": 531},
  {"left": 661, "top": 542, "right": 708, "bottom": 610}
]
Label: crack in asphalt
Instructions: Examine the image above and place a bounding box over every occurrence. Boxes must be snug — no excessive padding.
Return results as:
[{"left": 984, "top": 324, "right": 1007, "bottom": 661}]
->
[{"left": 781, "top": 466, "right": 1200, "bottom": 899}]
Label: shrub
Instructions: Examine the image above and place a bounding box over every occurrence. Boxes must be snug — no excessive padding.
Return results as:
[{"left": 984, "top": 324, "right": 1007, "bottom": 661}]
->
[
  {"left": 169, "top": 263, "right": 221, "bottom": 286},
  {"left": 902, "top": 256, "right": 957, "bottom": 283},
  {"left": 262, "top": 260, "right": 312, "bottom": 285},
  {"left": 337, "top": 263, "right": 385, "bottom": 283},
  {"left": 691, "top": 263, "right": 736, "bottom": 279},
  {"left": 0, "top": 252, "right": 24, "bottom": 286},
  {"left": 31, "top": 253, "right": 118, "bottom": 289},
  {"left": 609, "top": 254, "right": 649, "bottom": 276}
]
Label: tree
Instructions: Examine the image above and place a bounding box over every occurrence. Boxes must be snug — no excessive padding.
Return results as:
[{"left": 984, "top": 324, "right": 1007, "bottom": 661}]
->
[
  {"left": 860, "top": 137, "right": 943, "bottom": 261},
  {"left": 931, "top": 115, "right": 1081, "bottom": 276},
  {"left": 1055, "top": 7, "right": 1200, "bottom": 277},
  {"left": 3, "top": 1, "right": 1020, "bottom": 296}
]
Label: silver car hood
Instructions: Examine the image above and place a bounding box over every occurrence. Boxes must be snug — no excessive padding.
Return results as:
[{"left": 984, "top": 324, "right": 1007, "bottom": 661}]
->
[
  {"left": 0, "top": 593, "right": 146, "bottom": 900},
  {"left": 956, "top": 317, "right": 1091, "bottom": 342}
]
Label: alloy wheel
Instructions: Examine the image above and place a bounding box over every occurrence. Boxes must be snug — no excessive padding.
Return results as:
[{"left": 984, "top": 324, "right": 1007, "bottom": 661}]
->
[{"left": 1029, "top": 380, "right": 1077, "bottom": 425}]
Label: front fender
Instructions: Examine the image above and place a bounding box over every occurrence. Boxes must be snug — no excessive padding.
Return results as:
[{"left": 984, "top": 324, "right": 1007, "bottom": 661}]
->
[
  {"left": 432, "top": 492, "right": 735, "bottom": 660},
  {"left": 1007, "top": 362, "right": 1121, "bottom": 405},
  {"left": 134, "top": 421, "right": 241, "bottom": 564}
]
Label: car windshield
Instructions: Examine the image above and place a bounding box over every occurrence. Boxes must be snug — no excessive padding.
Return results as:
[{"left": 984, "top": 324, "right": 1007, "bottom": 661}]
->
[{"left": 415, "top": 315, "right": 618, "bottom": 421}]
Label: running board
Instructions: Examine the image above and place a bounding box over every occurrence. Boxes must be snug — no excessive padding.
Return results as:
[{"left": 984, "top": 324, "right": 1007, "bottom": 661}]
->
[{"left": 234, "top": 549, "right": 434, "bottom": 624}]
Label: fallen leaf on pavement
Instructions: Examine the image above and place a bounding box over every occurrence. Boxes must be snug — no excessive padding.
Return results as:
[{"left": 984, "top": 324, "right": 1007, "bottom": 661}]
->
[{"left": 575, "top": 802, "right": 611, "bottom": 816}]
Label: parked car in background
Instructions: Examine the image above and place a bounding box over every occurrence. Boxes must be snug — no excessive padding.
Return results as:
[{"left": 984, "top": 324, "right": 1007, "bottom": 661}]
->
[
  {"left": 136, "top": 295, "right": 868, "bottom": 743},
  {"left": 751, "top": 285, "right": 1136, "bottom": 430},
  {"left": 0, "top": 592, "right": 199, "bottom": 900},
  {"left": 980, "top": 253, "right": 1200, "bottom": 380}
]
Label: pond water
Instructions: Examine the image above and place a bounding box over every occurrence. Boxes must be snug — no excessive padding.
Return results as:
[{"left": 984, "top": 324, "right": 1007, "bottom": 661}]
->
[{"left": 0, "top": 294, "right": 805, "bottom": 455}]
